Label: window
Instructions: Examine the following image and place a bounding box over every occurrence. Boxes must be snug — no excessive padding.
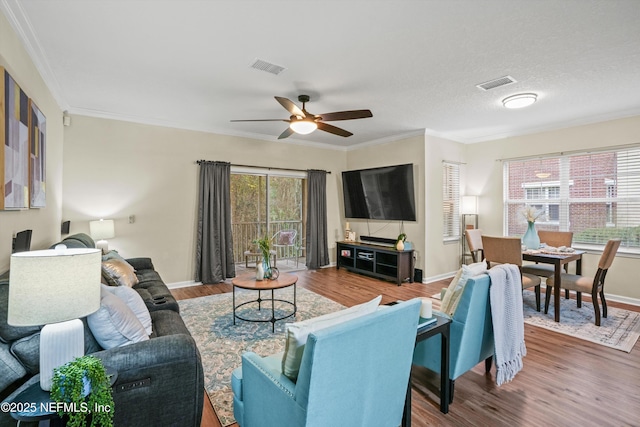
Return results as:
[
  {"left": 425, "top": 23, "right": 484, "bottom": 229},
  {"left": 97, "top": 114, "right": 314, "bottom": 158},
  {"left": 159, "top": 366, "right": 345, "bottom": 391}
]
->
[
  {"left": 442, "top": 162, "right": 460, "bottom": 241},
  {"left": 503, "top": 147, "right": 640, "bottom": 251}
]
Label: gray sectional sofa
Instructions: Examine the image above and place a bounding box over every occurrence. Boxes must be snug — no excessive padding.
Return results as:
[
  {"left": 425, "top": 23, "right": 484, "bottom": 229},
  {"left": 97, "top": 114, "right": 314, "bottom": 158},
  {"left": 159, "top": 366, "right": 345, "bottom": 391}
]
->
[{"left": 0, "top": 233, "right": 203, "bottom": 427}]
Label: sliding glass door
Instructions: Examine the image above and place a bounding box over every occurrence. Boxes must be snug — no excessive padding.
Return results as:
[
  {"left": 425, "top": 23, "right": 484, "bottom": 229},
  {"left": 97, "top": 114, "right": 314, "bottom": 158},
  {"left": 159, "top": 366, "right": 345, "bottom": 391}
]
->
[{"left": 230, "top": 169, "right": 306, "bottom": 264}]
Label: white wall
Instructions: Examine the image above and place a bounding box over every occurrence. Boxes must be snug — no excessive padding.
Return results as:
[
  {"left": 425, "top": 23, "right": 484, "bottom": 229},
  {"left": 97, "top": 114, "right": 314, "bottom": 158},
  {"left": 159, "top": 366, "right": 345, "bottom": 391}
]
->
[
  {"left": 62, "top": 115, "right": 346, "bottom": 283},
  {"left": 466, "top": 115, "right": 640, "bottom": 301},
  {"left": 0, "top": 12, "right": 64, "bottom": 274}
]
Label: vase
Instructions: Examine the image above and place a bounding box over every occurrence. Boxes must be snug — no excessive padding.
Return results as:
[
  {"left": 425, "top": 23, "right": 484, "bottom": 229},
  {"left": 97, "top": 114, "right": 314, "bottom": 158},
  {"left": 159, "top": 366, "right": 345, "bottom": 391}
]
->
[
  {"left": 262, "top": 258, "right": 271, "bottom": 279},
  {"left": 522, "top": 221, "right": 540, "bottom": 250},
  {"left": 256, "top": 262, "right": 264, "bottom": 281},
  {"left": 396, "top": 240, "right": 405, "bottom": 251}
]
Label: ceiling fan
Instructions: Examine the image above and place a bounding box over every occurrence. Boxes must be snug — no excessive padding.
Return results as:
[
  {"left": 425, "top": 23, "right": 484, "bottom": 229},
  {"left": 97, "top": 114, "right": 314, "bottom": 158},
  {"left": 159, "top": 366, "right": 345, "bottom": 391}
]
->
[{"left": 231, "top": 95, "right": 373, "bottom": 139}]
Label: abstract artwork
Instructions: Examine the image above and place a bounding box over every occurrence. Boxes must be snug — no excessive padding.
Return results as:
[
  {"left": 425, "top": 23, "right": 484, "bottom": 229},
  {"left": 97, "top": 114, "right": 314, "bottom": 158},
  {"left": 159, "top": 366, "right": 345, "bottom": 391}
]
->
[
  {"left": 29, "top": 100, "right": 46, "bottom": 207},
  {"left": 1, "top": 67, "right": 29, "bottom": 210}
]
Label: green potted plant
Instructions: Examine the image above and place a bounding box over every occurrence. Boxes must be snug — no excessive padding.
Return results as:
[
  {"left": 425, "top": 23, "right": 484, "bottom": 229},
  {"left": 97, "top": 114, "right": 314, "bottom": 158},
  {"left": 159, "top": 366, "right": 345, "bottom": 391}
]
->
[
  {"left": 51, "top": 355, "right": 115, "bottom": 427},
  {"left": 253, "top": 235, "right": 272, "bottom": 279}
]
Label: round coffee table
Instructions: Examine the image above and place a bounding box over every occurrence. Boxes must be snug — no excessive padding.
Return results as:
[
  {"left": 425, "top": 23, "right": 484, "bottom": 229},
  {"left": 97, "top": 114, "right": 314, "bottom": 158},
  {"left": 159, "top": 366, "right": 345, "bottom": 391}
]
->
[{"left": 231, "top": 272, "right": 297, "bottom": 332}]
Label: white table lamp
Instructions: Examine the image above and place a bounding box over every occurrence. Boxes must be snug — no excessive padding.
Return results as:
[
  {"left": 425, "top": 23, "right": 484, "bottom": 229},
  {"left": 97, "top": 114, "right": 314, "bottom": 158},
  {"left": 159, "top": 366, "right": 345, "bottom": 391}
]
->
[
  {"left": 90, "top": 219, "right": 115, "bottom": 254},
  {"left": 8, "top": 246, "right": 102, "bottom": 390}
]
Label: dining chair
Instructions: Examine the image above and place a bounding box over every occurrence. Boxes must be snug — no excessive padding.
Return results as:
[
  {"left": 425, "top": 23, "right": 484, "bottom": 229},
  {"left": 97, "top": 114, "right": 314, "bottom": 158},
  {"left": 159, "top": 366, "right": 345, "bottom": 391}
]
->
[
  {"left": 481, "top": 235, "right": 542, "bottom": 312},
  {"left": 545, "top": 238, "right": 621, "bottom": 326},
  {"left": 465, "top": 229, "right": 484, "bottom": 263},
  {"left": 522, "top": 231, "right": 574, "bottom": 277}
]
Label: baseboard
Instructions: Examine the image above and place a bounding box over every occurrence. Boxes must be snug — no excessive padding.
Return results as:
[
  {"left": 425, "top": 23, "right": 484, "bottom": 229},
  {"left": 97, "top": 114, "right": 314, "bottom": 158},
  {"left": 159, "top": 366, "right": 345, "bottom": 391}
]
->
[
  {"left": 423, "top": 271, "right": 457, "bottom": 284},
  {"left": 167, "top": 280, "right": 202, "bottom": 289}
]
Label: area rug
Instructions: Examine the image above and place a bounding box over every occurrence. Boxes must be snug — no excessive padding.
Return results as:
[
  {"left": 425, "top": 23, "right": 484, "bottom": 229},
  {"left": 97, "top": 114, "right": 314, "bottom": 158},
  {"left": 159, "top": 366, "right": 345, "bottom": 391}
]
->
[
  {"left": 522, "top": 290, "right": 640, "bottom": 352},
  {"left": 178, "top": 287, "right": 345, "bottom": 426}
]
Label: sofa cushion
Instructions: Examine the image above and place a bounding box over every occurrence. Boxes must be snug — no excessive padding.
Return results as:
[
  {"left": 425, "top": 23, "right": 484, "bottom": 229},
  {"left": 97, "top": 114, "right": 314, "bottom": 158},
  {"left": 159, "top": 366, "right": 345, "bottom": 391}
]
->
[
  {"left": 281, "top": 295, "right": 381, "bottom": 381},
  {"left": 0, "top": 281, "right": 42, "bottom": 343},
  {"left": 87, "top": 287, "right": 149, "bottom": 349},
  {"left": 10, "top": 332, "right": 40, "bottom": 374},
  {"left": 0, "top": 341, "right": 27, "bottom": 390},
  {"left": 440, "top": 261, "right": 487, "bottom": 316},
  {"left": 102, "top": 250, "right": 126, "bottom": 262},
  {"left": 103, "top": 284, "right": 152, "bottom": 336},
  {"left": 102, "top": 259, "right": 139, "bottom": 287}
]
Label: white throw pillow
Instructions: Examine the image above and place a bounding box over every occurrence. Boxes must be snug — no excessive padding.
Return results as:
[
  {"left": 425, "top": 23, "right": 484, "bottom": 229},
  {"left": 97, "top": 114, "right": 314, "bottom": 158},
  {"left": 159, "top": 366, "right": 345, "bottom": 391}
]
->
[
  {"left": 87, "top": 287, "right": 150, "bottom": 349},
  {"left": 281, "top": 295, "right": 382, "bottom": 381},
  {"left": 102, "top": 284, "right": 152, "bottom": 336},
  {"left": 440, "top": 261, "right": 487, "bottom": 316}
]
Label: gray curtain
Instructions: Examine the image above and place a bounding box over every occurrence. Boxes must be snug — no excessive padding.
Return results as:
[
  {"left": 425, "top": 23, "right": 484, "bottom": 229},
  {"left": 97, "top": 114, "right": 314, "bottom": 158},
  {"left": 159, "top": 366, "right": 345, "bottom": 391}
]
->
[
  {"left": 195, "top": 161, "right": 235, "bottom": 283},
  {"left": 306, "top": 169, "right": 329, "bottom": 269}
]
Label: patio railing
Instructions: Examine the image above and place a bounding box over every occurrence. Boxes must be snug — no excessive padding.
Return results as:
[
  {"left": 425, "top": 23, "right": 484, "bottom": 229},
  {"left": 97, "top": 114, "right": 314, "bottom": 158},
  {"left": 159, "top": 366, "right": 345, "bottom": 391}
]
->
[{"left": 232, "top": 220, "right": 303, "bottom": 263}]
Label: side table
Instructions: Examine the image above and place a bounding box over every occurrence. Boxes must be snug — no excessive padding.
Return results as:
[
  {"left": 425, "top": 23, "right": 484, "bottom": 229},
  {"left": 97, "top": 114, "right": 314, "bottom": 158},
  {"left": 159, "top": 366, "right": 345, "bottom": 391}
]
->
[{"left": 403, "top": 314, "right": 451, "bottom": 426}]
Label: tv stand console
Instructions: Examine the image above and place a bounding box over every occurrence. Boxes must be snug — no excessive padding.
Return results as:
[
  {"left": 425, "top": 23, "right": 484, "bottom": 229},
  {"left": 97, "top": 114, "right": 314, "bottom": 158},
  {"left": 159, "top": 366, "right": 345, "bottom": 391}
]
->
[{"left": 336, "top": 241, "right": 415, "bottom": 286}]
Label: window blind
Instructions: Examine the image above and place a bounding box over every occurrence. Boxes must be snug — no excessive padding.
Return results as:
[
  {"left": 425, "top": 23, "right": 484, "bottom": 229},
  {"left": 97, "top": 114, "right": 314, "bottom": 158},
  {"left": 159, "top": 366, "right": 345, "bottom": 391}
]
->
[
  {"left": 443, "top": 162, "right": 461, "bottom": 241},
  {"left": 503, "top": 147, "right": 640, "bottom": 251}
]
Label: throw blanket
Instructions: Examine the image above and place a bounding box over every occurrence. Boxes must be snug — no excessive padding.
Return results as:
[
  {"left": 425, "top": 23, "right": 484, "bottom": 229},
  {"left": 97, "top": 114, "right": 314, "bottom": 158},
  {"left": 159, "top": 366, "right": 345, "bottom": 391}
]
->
[{"left": 488, "top": 264, "right": 527, "bottom": 386}]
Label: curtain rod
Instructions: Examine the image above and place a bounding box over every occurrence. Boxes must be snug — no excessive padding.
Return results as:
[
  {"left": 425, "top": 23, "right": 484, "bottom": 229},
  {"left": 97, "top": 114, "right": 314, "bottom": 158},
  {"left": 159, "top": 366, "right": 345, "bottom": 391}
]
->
[{"left": 195, "top": 160, "right": 330, "bottom": 174}]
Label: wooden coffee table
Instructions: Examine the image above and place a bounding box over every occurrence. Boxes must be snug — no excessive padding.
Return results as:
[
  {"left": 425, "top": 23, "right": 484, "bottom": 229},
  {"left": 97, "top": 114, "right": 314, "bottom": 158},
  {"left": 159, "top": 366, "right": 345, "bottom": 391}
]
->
[{"left": 231, "top": 272, "right": 297, "bottom": 332}]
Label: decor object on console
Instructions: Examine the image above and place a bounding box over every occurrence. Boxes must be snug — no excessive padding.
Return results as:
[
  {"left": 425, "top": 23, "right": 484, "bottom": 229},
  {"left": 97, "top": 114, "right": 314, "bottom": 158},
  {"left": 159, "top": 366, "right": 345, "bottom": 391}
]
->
[
  {"left": 51, "top": 355, "right": 114, "bottom": 427},
  {"left": 396, "top": 233, "right": 406, "bottom": 251},
  {"left": 8, "top": 246, "right": 101, "bottom": 391},
  {"left": 89, "top": 219, "right": 115, "bottom": 254}
]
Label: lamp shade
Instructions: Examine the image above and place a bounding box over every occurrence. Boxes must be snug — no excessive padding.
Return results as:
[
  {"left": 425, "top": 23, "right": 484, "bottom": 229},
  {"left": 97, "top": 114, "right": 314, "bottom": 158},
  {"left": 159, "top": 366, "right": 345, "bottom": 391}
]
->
[
  {"left": 89, "top": 219, "right": 115, "bottom": 240},
  {"left": 461, "top": 195, "right": 478, "bottom": 215},
  {"left": 8, "top": 248, "right": 102, "bottom": 326}
]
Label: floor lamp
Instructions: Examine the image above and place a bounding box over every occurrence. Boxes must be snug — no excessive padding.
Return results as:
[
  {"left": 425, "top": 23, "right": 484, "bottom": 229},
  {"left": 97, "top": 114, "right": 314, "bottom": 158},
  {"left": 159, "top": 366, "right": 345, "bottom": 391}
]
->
[{"left": 8, "top": 246, "right": 102, "bottom": 390}]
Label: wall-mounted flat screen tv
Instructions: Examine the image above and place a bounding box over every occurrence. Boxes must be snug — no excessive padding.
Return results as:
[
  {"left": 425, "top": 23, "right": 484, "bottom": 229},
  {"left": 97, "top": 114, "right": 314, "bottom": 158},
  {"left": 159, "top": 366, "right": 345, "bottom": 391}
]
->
[{"left": 342, "top": 163, "right": 416, "bottom": 221}]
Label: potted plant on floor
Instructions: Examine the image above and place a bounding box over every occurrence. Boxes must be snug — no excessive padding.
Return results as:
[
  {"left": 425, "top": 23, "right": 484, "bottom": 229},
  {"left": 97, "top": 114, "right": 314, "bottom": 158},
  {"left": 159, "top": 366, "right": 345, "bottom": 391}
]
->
[{"left": 51, "top": 355, "right": 114, "bottom": 427}]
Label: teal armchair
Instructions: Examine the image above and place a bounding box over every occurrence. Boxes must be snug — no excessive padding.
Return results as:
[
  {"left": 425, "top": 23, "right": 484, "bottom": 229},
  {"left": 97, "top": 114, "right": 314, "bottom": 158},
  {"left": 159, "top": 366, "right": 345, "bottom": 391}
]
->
[
  {"left": 232, "top": 299, "right": 421, "bottom": 427},
  {"left": 413, "top": 274, "right": 494, "bottom": 403}
]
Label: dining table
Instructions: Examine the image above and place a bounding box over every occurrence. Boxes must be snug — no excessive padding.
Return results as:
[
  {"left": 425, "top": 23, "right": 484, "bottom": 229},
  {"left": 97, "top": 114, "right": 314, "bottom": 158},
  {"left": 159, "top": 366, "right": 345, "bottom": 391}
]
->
[{"left": 521, "top": 249, "right": 586, "bottom": 322}]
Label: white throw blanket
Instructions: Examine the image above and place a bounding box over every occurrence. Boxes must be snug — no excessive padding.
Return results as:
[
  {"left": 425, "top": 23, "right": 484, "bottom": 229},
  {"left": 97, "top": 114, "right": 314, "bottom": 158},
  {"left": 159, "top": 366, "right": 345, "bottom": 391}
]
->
[{"left": 488, "top": 264, "right": 527, "bottom": 386}]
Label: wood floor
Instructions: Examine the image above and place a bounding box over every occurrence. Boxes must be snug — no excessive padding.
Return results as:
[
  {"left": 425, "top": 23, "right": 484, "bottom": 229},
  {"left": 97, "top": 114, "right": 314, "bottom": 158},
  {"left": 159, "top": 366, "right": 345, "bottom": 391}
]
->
[{"left": 171, "top": 267, "right": 640, "bottom": 427}]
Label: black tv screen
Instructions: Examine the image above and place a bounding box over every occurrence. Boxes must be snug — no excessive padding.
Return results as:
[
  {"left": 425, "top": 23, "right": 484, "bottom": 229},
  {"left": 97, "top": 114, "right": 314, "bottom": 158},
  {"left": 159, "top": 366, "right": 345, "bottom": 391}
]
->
[{"left": 342, "top": 164, "right": 416, "bottom": 221}]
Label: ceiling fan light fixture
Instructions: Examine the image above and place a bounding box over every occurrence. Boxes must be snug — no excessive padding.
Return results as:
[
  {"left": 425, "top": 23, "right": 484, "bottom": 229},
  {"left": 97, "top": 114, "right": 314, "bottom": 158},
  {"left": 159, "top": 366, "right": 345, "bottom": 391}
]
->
[
  {"left": 502, "top": 93, "right": 538, "bottom": 109},
  {"left": 290, "top": 120, "right": 317, "bottom": 135}
]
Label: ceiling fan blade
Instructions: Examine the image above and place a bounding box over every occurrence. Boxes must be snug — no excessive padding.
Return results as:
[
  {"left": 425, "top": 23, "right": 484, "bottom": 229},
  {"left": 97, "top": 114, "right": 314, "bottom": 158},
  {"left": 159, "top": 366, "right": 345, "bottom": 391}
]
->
[
  {"left": 317, "top": 122, "right": 353, "bottom": 137},
  {"left": 230, "top": 119, "right": 288, "bottom": 122},
  {"left": 317, "top": 110, "right": 373, "bottom": 121},
  {"left": 278, "top": 127, "right": 295, "bottom": 139},
  {"left": 275, "top": 96, "right": 305, "bottom": 118}
]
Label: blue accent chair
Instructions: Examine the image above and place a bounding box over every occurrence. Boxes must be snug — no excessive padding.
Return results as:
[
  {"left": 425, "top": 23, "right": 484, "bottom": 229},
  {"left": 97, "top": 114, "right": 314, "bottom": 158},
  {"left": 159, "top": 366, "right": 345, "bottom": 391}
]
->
[
  {"left": 232, "top": 298, "right": 421, "bottom": 427},
  {"left": 412, "top": 274, "right": 495, "bottom": 403}
]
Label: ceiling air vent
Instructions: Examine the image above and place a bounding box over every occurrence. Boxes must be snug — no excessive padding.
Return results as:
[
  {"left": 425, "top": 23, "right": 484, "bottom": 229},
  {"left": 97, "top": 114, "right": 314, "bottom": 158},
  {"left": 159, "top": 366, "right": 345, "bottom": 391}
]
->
[
  {"left": 250, "top": 59, "right": 286, "bottom": 75},
  {"left": 476, "top": 76, "right": 517, "bottom": 91}
]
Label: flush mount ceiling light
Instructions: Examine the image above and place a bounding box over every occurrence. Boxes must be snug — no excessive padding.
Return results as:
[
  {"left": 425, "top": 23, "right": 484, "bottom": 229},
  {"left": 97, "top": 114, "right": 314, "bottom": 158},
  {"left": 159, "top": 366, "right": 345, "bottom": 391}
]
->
[
  {"left": 289, "top": 118, "right": 318, "bottom": 135},
  {"left": 502, "top": 93, "right": 538, "bottom": 109}
]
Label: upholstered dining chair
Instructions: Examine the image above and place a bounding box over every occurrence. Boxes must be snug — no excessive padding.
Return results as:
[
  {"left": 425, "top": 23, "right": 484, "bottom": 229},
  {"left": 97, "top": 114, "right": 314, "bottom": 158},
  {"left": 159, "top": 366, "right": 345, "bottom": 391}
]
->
[
  {"left": 465, "top": 229, "right": 484, "bottom": 263},
  {"left": 522, "top": 231, "right": 574, "bottom": 277},
  {"left": 481, "top": 235, "right": 542, "bottom": 312},
  {"left": 545, "top": 238, "right": 621, "bottom": 326}
]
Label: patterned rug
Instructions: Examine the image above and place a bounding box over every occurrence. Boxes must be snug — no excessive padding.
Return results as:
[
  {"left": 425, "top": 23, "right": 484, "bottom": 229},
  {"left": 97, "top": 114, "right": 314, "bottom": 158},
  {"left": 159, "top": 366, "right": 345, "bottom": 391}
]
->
[
  {"left": 522, "top": 290, "right": 640, "bottom": 352},
  {"left": 179, "top": 287, "right": 345, "bottom": 426}
]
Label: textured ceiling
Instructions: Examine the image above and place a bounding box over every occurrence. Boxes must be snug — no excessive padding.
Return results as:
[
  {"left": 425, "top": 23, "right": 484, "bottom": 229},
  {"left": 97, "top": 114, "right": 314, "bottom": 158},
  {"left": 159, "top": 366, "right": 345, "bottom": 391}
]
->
[{"left": 2, "top": 0, "right": 640, "bottom": 148}]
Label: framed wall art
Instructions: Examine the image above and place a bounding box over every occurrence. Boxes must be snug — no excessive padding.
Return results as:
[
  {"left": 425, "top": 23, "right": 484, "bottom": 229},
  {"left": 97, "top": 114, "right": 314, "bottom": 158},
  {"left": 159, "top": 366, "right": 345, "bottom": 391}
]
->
[
  {"left": 29, "top": 99, "right": 46, "bottom": 208},
  {"left": 1, "top": 67, "right": 30, "bottom": 210}
]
